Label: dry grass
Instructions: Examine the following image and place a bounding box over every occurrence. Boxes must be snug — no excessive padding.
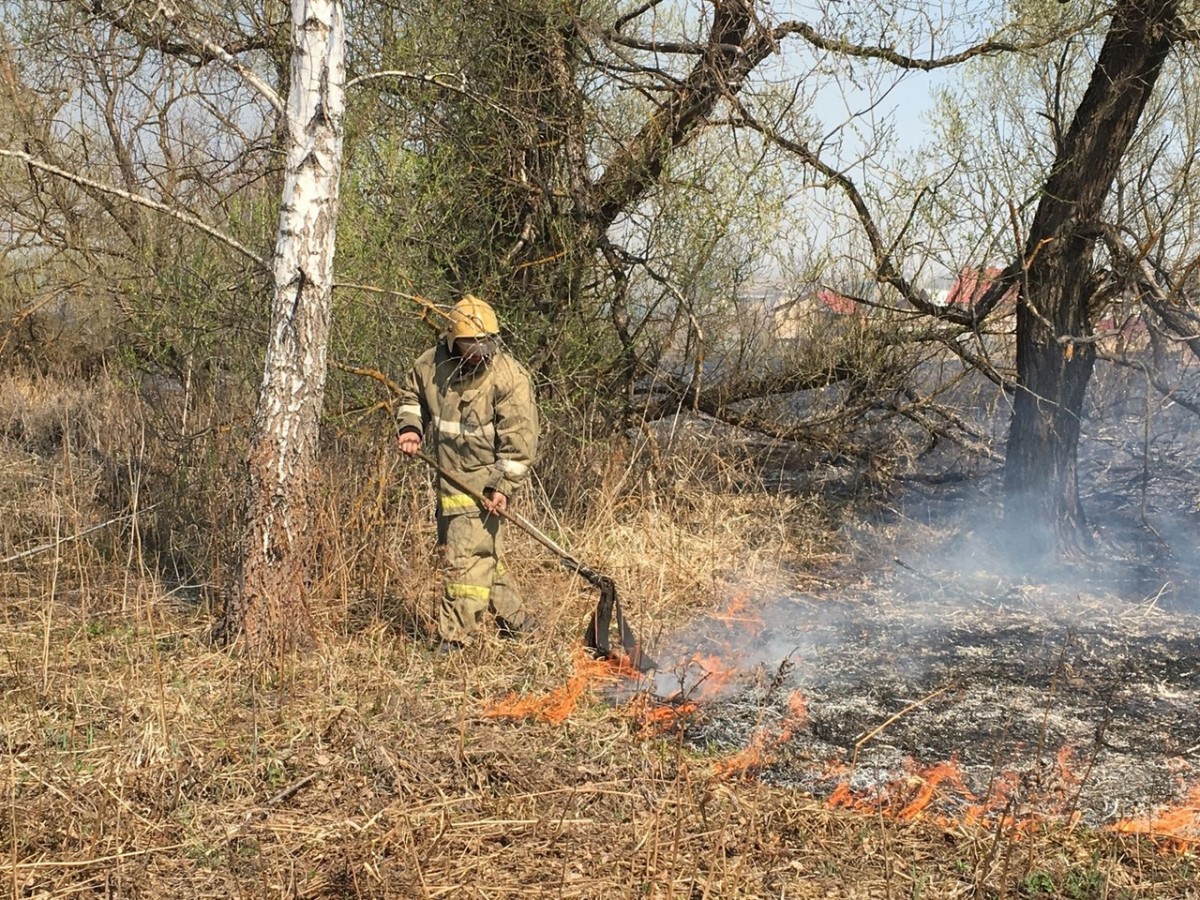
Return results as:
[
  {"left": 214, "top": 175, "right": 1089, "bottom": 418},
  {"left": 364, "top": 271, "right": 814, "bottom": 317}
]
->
[{"left": 2, "top": 370, "right": 1198, "bottom": 899}]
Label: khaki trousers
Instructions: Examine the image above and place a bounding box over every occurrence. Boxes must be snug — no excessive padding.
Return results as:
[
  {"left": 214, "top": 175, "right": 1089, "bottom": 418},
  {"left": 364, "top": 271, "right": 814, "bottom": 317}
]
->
[{"left": 436, "top": 510, "right": 528, "bottom": 642}]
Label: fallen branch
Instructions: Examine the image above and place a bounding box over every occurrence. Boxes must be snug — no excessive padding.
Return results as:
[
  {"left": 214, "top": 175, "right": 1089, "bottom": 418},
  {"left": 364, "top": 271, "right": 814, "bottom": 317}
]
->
[
  {"left": 1, "top": 505, "right": 160, "bottom": 565},
  {"left": 264, "top": 772, "right": 321, "bottom": 808},
  {"left": 0, "top": 148, "right": 267, "bottom": 269},
  {"left": 851, "top": 684, "right": 954, "bottom": 767}
]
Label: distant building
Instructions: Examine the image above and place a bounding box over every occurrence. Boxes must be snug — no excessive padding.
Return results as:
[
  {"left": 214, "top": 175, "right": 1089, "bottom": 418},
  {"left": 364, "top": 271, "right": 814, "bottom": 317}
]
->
[
  {"left": 814, "top": 288, "right": 859, "bottom": 315},
  {"left": 935, "top": 266, "right": 1018, "bottom": 309},
  {"left": 770, "top": 286, "right": 863, "bottom": 340}
]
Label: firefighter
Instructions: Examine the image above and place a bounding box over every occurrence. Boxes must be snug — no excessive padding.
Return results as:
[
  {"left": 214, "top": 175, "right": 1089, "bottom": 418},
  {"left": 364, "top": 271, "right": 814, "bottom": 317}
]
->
[{"left": 396, "top": 295, "right": 539, "bottom": 652}]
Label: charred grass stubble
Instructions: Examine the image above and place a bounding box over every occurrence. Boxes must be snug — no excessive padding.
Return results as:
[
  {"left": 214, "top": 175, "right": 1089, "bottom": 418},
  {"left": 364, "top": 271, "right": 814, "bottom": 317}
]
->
[{"left": 1, "top": 370, "right": 1197, "bottom": 898}]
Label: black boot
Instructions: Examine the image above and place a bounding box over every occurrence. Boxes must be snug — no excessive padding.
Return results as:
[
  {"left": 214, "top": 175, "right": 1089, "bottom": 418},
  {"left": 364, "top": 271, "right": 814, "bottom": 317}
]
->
[{"left": 495, "top": 616, "right": 534, "bottom": 641}]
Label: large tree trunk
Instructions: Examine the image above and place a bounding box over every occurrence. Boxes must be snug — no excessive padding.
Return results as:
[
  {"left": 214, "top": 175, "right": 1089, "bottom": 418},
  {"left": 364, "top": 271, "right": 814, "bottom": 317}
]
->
[
  {"left": 218, "top": 0, "right": 345, "bottom": 657},
  {"left": 1005, "top": 239, "right": 1097, "bottom": 551},
  {"left": 1003, "top": 0, "right": 1176, "bottom": 553}
]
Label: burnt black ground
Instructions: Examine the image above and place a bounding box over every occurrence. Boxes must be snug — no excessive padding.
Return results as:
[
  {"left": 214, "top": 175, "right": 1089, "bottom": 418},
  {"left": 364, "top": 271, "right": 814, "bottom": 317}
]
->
[
  {"left": 643, "top": 364, "right": 1200, "bottom": 829},
  {"left": 652, "top": 568, "right": 1200, "bottom": 827}
]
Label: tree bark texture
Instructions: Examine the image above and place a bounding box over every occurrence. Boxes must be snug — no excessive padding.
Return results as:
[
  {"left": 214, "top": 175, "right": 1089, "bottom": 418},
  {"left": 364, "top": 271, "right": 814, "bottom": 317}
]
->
[
  {"left": 589, "top": 0, "right": 757, "bottom": 234},
  {"left": 1003, "top": 0, "right": 1176, "bottom": 552},
  {"left": 220, "top": 0, "right": 345, "bottom": 657}
]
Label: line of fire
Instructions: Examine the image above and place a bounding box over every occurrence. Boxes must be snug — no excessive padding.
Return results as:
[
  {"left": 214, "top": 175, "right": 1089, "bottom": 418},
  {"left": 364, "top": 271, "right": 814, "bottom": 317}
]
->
[{"left": 486, "top": 493, "right": 1200, "bottom": 851}]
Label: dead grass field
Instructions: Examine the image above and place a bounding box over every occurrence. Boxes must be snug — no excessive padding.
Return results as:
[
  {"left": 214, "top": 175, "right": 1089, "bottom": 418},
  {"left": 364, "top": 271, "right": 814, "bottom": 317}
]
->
[{"left": 2, "top": 371, "right": 1198, "bottom": 898}]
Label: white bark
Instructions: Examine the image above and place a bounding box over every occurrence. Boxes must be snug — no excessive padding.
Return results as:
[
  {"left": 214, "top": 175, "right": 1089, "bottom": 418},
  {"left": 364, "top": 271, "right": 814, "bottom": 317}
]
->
[
  {"left": 154, "top": 1, "right": 286, "bottom": 113},
  {"left": 226, "top": 0, "right": 346, "bottom": 653}
]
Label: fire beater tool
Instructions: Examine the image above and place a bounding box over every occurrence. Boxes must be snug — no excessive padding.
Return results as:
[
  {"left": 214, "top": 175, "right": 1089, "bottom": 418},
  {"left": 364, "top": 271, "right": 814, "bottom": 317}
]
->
[{"left": 413, "top": 452, "right": 656, "bottom": 672}]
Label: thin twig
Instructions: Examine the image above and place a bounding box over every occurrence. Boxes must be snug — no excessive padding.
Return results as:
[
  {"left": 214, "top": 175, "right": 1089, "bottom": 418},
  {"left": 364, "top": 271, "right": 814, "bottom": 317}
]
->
[
  {"left": 1, "top": 843, "right": 190, "bottom": 872},
  {"left": 332, "top": 282, "right": 453, "bottom": 329},
  {"left": 1, "top": 505, "right": 160, "bottom": 565},
  {"left": 263, "top": 772, "right": 320, "bottom": 808},
  {"left": 331, "top": 360, "right": 404, "bottom": 396},
  {"left": 0, "top": 149, "right": 267, "bottom": 269},
  {"left": 155, "top": 4, "right": 285, "bottom": 113},
  {"left": 851, "top": 684, "right": 954, "bottom": 766}
]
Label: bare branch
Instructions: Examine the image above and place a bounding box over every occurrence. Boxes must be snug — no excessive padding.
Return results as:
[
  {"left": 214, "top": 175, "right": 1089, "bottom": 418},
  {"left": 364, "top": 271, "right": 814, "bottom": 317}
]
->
[
  {"left": 613, "top": 0, "right": 671, "bottom": 33},
  {"left": 640, "top": 363, "right": 859, "bottom": 427},
  {"left": 604, "top": 33, "right": 729, "bottom": 55},
  {"left": 1087, "top": 221, "right": 1200, "bottom": 362},
  {"left": 1096, "top": 350, "right": 1200, "bottom": 416},
  {"left": 733, "top": 100, "right": 1021, "bottom": 326},
  {"left": 81, "top": 0, "right": 285, "bottom": 114},
  {"left": 2, "top": 505, "right": 160, "bottom": 565},
  {"left": 590, "top": 0, "right": 764, "bottom": 231},
  {"left": 330, "top": 360, "right": 403, "bottom": 397},
  {"left": 897, "top": 387, "right": 1003, "bottom": 460},
  {"left": 163, "top": 17, "right": 284, "bottom": 114},
  {"left": 345, "top": 69, "right": 521, "bottom": 121},
  {"left": 346, "top": 69, "right": 461, "bottom": 91},
  {"left": 0, "top": 148, "right": 268, "bottom": 269},
  {"left": 76, "top": 0, "right": 275, "bottom": 57},
  {"left": 772, "top": 16, "right": 1101, "bottom": 71},
  {"left": 332, "top": 281, "right": 453, "bottom": 329},
  {"left": 729, "top": 91, "right": 1032, "bottom": 328}
]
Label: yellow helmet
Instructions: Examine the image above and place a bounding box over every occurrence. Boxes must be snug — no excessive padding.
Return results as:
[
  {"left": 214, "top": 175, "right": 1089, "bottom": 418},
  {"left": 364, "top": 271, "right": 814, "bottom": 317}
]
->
[{"left": 446, "top": 294, "right": 500, "bottom": 342}]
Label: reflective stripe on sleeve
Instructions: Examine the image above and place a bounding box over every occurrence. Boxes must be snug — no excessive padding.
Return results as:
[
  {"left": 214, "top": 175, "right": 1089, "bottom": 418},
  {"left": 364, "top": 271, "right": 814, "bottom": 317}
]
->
[
  {"left": 397, "top": 404, "right": 422, "bottom": 419},
  {"left": 495, "top": 459, "right": 529, "bottom": 477},
  {"left": 446, "top": 582, "right": 491, "bottom": 601},
  {"left": 439, "top": 493, "right": 479, "bottom": 513},
  {"left": 435, "top": 416, "right": 496, "bottom": 440}
]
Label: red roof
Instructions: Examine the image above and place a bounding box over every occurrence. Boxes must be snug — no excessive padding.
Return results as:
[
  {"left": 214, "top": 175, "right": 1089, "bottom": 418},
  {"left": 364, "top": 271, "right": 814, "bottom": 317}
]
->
[
  {"left": 943, "top": 267, "right": 1010, "bottom": 308},
  {"left": 815, "top": 288, "right": 858, "bottom": 315}
]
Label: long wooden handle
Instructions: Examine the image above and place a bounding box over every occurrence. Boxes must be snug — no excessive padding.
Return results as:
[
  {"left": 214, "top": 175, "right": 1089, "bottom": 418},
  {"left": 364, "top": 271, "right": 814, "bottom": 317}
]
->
[
  {"left": 411, "top": 453, "right": 652, "bottom": 669},
  {"left": 413, "top": 452, "right": 604, "bottom": 583}
]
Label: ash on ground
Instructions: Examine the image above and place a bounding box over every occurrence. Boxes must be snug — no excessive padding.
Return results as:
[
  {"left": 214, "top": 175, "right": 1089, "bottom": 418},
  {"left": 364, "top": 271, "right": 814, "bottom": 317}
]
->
[
  {"left": 644, "top": 432, "right": 1200, "bottom": 830},
  {"left": 687, "top": 583, "right": 1198, "bottom": 827}
]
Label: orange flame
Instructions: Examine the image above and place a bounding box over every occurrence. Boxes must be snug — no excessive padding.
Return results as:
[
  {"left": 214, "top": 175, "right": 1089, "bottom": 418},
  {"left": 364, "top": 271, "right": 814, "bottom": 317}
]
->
[
  {"left": 1056, "top": 745, "right": 1079, "bottom": 785},
  {"left": 783, "top": 691, "right": 809, "bottom": 733},
  {"left": 657, "top": 653, "right": 740, "bottom": 706},
  {"left": 818, "top": 751, "right": 1200, "bottom": 849},
  {"left": 481, "top": 581, "right": 1200, "bottom": 856},
  {"left": 688, "top": 653, "right": 739, "bottom": 699},
  {"left": 1109, "top": 783, "right": 1200, "bottom": 847},
  {"left": 626, "top": 694, "right": 699, "bottom": 737},
  {"left": 897, "top": 760, "right": 971, "bottom": 821},
  {"left": 962, "top": 770, "right": 1021, "bottom": 828},
  {"left": 710, "top": 690, "right": 809, "bottom": 780},
  {"left": 826, "top": 758, "right": 1036, "bottom": 830},
  {"left": 712, "top": 730, "right": 772, "bottom": 780},
  {"left": 711, "top": 592, "right": 764, "bottom": 634},
  {"left": 827, "top": 782, "right": 857, "bottom": 809},
  {"left": 483, "top": 651, "right": 634, "bottom": 725}
]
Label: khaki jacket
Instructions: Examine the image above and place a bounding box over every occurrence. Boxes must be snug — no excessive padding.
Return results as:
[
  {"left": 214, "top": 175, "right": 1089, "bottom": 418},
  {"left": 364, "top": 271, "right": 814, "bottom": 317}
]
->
[{"left": 397, "top": 344, "right": 539, "bottom": 516}]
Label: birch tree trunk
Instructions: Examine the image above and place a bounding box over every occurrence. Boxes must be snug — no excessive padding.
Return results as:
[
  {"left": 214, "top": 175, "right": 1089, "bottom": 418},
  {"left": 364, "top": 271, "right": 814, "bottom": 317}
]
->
[{"left": 217, "top": 0, "right": 345, "bottom": 657}]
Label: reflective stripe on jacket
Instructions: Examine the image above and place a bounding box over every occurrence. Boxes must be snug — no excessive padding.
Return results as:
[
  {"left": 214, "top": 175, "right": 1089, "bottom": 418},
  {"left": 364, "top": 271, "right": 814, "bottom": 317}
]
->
[{"left": 396, "top": 344, "right": 539, "bottom": 515}]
